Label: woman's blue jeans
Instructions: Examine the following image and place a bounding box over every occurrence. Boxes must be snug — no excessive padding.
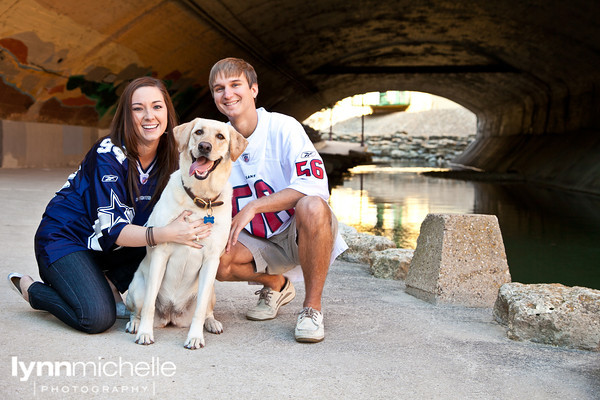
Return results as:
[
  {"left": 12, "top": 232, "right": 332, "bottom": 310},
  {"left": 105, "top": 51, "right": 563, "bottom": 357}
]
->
[{"left": 28, "top": 249, "right": 144, "bottom": 333}]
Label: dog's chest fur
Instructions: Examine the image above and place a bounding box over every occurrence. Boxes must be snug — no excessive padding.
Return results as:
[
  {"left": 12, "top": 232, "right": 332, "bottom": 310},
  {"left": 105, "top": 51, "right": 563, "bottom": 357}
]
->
[{"left": 146, "top": 170, "right": 232, "bottom": 322}]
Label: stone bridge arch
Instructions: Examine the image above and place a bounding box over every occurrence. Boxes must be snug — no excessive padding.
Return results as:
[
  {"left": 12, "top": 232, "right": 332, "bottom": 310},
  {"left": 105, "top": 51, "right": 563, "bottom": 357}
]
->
[{"left": 0, "top": 1, "right": 598, "bottom": 192}]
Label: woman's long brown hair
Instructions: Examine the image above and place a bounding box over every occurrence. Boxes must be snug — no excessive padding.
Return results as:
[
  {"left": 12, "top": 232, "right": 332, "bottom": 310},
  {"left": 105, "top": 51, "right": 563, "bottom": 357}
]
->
[{"left": 109, "top": 77, "right": 179, "bottom": 210}]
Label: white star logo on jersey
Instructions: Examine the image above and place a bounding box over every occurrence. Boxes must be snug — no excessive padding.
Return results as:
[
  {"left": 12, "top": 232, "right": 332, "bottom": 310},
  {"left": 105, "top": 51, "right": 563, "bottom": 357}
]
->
[
  {"left": 88, "top": 190, "right": 134, "bottom": 250},
  {"left": 97, "top": 190, "right": 134, "bottom": 231}
]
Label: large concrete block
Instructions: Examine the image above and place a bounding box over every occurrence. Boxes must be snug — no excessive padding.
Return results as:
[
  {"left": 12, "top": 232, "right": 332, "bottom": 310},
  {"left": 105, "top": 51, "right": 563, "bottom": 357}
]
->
[
  {"left": 494, "top": 283, "right": 600, "bottom": 351},
  {"left": 405, "top": 213, "right": 511, "bottom": 307}
]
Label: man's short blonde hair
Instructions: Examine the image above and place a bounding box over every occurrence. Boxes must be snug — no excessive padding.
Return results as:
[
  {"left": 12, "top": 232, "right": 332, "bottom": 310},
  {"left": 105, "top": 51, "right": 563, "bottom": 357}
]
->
[{"left": 209, "top": 57, "right": 258, "bottom": 95}]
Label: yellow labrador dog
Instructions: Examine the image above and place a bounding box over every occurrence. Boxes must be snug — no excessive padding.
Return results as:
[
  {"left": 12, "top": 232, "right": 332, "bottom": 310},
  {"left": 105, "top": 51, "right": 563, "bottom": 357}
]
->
[{"left": 125, "top": 118, "right": 247, "bottom": 349}]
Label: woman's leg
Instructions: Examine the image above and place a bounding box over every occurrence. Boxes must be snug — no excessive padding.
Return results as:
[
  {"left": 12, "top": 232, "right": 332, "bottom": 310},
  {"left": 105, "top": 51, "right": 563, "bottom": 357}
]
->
[
  {"left": 28, "top": 251, "right": 116, "bottom": 334},
  {"left": 102, "top": 247, "right": 145, "bottom": 294}
]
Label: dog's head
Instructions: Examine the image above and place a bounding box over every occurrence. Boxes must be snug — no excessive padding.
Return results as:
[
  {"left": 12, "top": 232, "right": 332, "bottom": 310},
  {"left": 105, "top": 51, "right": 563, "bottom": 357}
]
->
[{"left": 173, "top": 118, "right": 248, "bottom": 191}]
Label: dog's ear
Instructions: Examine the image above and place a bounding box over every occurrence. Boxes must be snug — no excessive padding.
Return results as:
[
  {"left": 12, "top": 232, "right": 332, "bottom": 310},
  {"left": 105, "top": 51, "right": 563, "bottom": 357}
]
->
[
  {"left": 228, "top": 126, "right": 248, "bottom": 162},
  {"left": 173, "top": 120, "right": 195, "bottom": 152}
]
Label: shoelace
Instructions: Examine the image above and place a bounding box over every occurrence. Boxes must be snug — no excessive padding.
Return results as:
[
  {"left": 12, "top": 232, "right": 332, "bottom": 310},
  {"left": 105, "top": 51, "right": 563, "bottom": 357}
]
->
[
  {"left": 298, "top": 307, "right": 319, "bottom": 323},
  {"left": 255, "top": 287, "right": 273, "bottom": 305}
]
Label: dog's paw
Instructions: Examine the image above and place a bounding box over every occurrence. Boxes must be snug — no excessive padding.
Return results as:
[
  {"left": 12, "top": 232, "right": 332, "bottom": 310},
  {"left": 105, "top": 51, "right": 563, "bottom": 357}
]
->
[
  {"left": 125, "top": 318, "right": 140, "bottom": 334},
  {"left": 204, "top": 317, "right": 223, "bottom": 334},
  {"left": 184, "top": 335, "right": 205, "bottom": 350},
  {"left": 135, "top": 332, "right": 155, "bottom": 345}
]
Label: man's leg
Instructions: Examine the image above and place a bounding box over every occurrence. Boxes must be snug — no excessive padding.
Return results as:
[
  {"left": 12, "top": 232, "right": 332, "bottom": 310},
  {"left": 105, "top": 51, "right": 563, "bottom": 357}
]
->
[
  {"left": 217, "top": 243, "right": 285, "bottom": 289},
  {"left": 217, "top": 240, "right": 296, "bottom": 321},
  {"left": 295, "top": 196, "right": 335, "bottom": 311},
  {"left": 293, "top": 196, "right": 335, "bottom": 343}
]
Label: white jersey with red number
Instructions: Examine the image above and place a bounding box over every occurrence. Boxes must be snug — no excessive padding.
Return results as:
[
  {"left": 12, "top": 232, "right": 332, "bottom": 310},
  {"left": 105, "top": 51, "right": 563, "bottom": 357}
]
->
[{"left": 229, "top": 107, "right": 347, "bottom": 261}]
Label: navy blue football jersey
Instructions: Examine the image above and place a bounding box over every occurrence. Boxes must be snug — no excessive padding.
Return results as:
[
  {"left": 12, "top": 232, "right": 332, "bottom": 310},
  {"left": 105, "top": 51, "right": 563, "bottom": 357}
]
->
[{"left": 35, "top": 137, "right": 158, "bottom": 267}]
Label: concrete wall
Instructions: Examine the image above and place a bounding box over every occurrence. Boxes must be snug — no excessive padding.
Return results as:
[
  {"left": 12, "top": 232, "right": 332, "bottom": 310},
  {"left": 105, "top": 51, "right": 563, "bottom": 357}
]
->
[
  {"left": 0, "top": 120, "right": 105, "bottom": 168},
  {"left": 455, "top": 85, "right": 600, "bottom": 194}
]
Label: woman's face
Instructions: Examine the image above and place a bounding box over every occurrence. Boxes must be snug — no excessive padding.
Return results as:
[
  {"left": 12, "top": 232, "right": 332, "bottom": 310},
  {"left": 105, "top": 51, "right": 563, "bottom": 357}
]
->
[{"left": 131, "top": 86, "right": 168, "bottom": 148}]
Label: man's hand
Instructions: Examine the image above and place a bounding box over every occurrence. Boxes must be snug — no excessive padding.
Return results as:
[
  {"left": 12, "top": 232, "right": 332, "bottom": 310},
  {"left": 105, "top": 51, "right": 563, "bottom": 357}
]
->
[
  {"left": 226, "top": 188, "right": 305, "bottom": 252},
  {"left": 226, "top": 205, "right": 256, "bottom": 252}
]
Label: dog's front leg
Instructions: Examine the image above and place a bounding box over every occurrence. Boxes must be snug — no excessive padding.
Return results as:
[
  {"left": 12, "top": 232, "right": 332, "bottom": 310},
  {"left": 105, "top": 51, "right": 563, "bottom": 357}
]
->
[
  {"left": 184, "top": 258, "right": 219, "bottom": 349},
  {"left": 125, "top": 266, "right": 147, "bottom": 334},
  {"left": 204, "top": 284, "right": 223, "bottom": 335},
  {"left": 135, "top": 250, "right": 169, "bottom": 345}
]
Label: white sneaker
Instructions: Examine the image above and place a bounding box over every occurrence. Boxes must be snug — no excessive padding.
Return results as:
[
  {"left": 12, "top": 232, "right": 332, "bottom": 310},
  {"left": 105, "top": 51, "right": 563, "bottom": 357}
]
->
[
  {"left": 246, "top": 278, "right": 296, "bottom": 321},
  {"left": 295, "top": 307, "right": 324, "bottom": 343}
]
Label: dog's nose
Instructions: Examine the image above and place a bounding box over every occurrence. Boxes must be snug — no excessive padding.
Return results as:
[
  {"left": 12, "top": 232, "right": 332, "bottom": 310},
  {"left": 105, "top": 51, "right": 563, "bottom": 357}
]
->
[{"left": 198, "top": 141, "right": 212, "bottom": 154}]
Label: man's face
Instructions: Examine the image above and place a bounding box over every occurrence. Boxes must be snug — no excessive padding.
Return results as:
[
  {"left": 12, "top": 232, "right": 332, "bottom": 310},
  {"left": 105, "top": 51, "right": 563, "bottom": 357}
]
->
[{"left": 212, "top": 73, "right": 258, "bottom": 121}]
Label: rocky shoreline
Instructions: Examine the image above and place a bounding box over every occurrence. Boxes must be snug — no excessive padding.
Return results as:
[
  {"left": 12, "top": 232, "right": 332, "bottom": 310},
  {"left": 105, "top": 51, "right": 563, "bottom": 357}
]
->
[
  {"left": 339, "top": 222, "right": 600, "bottom": 352},
  {"left": 329, "top": 132, "right": 476, "bottom": 166}
]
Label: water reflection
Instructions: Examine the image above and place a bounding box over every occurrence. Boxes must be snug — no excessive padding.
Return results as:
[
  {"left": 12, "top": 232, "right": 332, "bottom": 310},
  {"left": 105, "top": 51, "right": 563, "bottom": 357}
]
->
[
  {"left": 330, "top": 165, "right": 474, "bottom": 248},
  {"left": 472, "top": 182, "right": 600, "bottom": 289},
  {"left": 329, "top": 164, "right": 600, "bottom": 289}
]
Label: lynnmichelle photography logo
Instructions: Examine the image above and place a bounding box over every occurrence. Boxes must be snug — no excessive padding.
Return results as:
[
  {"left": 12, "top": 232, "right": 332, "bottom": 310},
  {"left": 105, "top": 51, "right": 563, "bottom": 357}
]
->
[{"left": 11, "top": 356, "right": 176, "bottom": 396}]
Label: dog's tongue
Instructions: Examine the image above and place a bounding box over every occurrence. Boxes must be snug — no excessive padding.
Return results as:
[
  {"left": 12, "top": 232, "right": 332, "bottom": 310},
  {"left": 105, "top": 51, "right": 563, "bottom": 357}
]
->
[{"left": 189, "top": 157, "right": 214, "bottom": 177}]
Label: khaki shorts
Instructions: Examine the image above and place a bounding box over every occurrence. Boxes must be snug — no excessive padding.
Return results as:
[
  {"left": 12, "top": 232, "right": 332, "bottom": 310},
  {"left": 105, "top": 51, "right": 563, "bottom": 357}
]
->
[{"left": 237, "top": 213, "right": 339, "bottom": 276}]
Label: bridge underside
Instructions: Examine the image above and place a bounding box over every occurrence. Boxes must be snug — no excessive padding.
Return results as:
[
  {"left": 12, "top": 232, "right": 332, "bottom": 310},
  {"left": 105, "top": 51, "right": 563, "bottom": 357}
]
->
[{"left": 1, "top": 1, "right": 599, "bottom": 192}]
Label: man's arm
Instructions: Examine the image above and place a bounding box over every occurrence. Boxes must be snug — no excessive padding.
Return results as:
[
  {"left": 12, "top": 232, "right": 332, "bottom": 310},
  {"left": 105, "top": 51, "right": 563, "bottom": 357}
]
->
[{"left": 227, "top": 188, "right": 304, "bottom": 252}]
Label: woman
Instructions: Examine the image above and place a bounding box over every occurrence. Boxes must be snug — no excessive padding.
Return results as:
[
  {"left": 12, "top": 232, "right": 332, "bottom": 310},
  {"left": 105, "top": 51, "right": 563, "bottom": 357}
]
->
[{"left": 7, "top": 77, "right": 210, "bottom": 333}]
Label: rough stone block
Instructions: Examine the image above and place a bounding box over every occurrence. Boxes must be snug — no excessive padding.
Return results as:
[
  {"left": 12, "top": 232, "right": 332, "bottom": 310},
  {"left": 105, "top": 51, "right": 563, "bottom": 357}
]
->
[
  {"left": 340, "top": 232, "right": 395, "bottom": 264},
  {"left": 338, "top": 223, "right": 358, "bottom": 239},
  {"left": 494, "top": 283, "right": 600, "bottom": 352},
  {"left": 369, "top": 248, "right": 414, "bottom": 280},
  {"left": 405, "top": 213, "right": 511, "bottom": 307}
]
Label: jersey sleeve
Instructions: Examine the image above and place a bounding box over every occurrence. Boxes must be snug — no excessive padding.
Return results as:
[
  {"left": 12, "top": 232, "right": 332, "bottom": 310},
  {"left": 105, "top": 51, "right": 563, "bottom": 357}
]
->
[
  {"left": 282, "top": 120, "right": 330, "bottom": 200},
  {"left": 86, "top": 138, "right": 135, "bottom": 251}
]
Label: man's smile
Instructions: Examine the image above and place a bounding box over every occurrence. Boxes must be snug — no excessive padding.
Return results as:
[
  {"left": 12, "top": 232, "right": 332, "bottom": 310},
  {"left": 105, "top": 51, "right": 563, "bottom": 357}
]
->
[{"left": 224, "top": 100, "right": 240, "bottom": 106}]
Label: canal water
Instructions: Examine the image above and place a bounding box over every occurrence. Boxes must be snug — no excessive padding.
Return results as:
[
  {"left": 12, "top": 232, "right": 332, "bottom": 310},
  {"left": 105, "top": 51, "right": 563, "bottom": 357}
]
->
[{"left": 328, "top": 163, "right": 600, "bottom": 290}]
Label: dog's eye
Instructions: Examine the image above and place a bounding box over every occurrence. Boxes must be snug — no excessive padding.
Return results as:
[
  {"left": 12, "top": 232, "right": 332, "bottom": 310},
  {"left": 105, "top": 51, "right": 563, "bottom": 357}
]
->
[
  {"left": 216, "top": 133, "right": 225, "bottom": 140},
  {"left": 194, "top": 129, "right": 203, "bottom": 136}
]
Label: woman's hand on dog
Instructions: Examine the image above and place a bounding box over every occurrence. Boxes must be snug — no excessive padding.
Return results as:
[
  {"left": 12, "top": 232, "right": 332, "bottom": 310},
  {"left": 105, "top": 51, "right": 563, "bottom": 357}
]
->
[{"left": 159, "top": 210, "right": 211, "bottom": 248}]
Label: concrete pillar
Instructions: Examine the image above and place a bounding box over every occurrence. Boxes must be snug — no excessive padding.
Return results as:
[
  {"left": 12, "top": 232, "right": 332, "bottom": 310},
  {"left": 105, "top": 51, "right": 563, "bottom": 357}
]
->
[{"left": 405, "top": 213, "right": 511, "bottom": 307}]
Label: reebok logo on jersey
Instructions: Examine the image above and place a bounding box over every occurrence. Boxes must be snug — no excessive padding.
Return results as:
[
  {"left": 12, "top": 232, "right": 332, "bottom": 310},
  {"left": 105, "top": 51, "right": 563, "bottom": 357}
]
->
[
  {"left": 301, "top": 151, "right": 314, "bottom": 158},
  {"left": 101, "top": 175, "right": 118, "bottom": 183}
]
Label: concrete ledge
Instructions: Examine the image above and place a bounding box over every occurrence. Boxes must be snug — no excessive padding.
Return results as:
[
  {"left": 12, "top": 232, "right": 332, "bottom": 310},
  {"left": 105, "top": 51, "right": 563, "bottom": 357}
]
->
[
  {"left": 494, "top": 282, "right": 600, "bottom": 352},
  {"left": 405, "top": 213, "right": 511, "bottom": 307}
]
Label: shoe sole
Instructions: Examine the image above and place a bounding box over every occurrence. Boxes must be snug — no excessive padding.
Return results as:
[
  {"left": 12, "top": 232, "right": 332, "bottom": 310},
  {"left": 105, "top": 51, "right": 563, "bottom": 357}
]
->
[
  {"left": 246, "top": 314, "right": 276, "bottom": 321},
  {"left": 246, "top": 289, "right": 296, "bottom": 321},
  {"left": 295, "top": 335, "right": 324, "bottom": 343},
  {"left": 7, "top": 273, "right": 23, "bottom": 296}
]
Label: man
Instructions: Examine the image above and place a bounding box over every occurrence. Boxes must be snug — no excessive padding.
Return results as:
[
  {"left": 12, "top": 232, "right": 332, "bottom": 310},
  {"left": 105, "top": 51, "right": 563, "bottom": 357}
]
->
[{"left": 209, "top": 57, "right": 347, "bottom": 343}]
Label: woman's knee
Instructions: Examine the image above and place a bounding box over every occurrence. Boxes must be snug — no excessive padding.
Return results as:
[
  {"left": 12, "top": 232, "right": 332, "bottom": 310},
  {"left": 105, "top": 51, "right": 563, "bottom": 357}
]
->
[{"left": 78, "top": 297, "right": 116, "bottom": 334}]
